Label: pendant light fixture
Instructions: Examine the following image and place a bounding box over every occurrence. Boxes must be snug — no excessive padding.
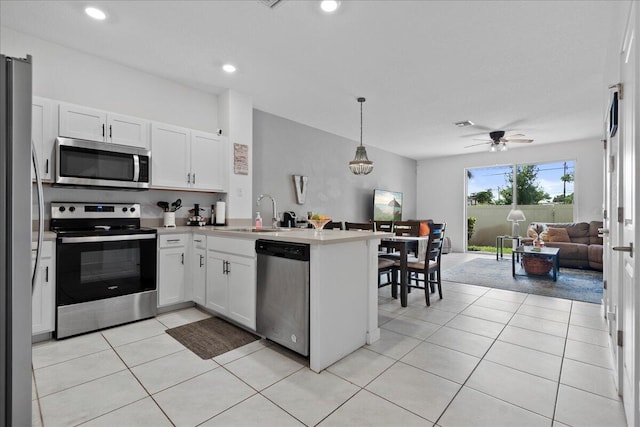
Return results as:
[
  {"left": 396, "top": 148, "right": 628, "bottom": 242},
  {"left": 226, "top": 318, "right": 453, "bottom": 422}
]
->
[{"left": 349, "top": 97, "right": 373, "bottom": 175}]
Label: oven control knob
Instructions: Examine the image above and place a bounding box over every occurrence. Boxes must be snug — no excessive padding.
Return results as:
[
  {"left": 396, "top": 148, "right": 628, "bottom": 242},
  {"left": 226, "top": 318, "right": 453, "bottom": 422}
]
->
[
  {"left": 69, "top": 206, "right": 75, "bottom": 212},
  {"left": 58, "top": 206, "right": 65, "bottom": 212},
  {"left": 130, "top": 207, "right": 136, "bottom": 213},
  {"left": 122, "top": 207, "right": 128, "bottom": 212}
]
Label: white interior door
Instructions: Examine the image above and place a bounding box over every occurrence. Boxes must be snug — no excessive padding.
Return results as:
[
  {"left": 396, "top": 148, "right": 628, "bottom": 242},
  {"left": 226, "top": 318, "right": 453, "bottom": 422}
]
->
[
  {"left": 604, "top": 99, "right": 621, "bottom": 388},
  {"left": 617, "top": 5, "right": 639, "bottom": 424}
]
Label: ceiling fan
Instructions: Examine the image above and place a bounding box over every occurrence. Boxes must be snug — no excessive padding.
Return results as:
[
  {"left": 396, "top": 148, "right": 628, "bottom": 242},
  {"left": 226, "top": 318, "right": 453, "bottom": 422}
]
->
[{"left": 464, "top": 130, "right": 533, "bottom": 152}]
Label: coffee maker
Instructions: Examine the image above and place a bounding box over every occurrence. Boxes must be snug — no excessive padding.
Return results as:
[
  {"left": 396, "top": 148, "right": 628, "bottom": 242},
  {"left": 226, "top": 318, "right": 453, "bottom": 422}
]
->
[{"left": 282, "top": 211, "right": 297, "bottom": 228}]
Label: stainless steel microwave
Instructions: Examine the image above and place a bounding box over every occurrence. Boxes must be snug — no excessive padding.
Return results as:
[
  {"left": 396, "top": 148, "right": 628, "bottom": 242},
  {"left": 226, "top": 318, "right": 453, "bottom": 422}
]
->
[{"left": 55, "top": 137, "right": 150, "bottom": 190}]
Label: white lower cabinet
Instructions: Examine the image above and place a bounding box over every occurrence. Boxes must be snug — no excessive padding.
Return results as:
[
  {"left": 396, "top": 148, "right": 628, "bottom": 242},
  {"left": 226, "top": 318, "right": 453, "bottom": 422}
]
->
[
  {"left": 157, "top": 234, "right": 187, "bottom": 307},
  {"left": 205, "top": 236, "right": 256, "bottom": 330},
  {"left": 192, "top": 234, "right": 206, "bottom": 306},
  {"left": 32, "top": 240, "right": 55, "bottom": 335}
]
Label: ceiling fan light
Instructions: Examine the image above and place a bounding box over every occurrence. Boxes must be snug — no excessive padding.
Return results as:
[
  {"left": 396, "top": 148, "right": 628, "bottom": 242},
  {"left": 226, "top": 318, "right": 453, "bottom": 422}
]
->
[
  {"left": 489, "top": 144, "right": 497, "bottom": 152},
  {"left": 499, "top": 142, "right": 508, "bottom": 151}
]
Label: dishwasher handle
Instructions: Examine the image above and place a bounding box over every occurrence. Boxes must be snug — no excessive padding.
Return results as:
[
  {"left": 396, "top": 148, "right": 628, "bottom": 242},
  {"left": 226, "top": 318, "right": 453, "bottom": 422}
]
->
[{"left": 255, "top": 239, "right": 310, "bottom": 261}]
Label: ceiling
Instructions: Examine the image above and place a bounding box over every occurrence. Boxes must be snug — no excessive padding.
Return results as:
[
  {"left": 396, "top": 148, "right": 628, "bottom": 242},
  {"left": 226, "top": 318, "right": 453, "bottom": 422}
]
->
[{"left": 0, "top": 1, "right": 628, "bottom": 160}]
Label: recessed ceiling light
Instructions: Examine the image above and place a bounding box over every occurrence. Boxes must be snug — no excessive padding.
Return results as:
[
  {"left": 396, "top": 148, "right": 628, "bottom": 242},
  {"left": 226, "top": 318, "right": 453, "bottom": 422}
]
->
[
  {"left": 454, "top": 120, "right": 474, "bottom": 127},
  {"left": 85, "top": 7, "right": 106, "bottom": 20},
  {"left": 222, "top": 64, "right": 237, "bottom": 73},
  {"left": 320, "top": 0, "right": 340, "bottom": 13}
]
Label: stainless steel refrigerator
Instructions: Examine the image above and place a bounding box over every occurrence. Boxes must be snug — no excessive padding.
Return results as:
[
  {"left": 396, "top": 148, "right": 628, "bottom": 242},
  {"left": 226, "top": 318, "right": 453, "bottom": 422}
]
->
[{"left": 1, "top": 53, "right": 34, "bottom": 427}]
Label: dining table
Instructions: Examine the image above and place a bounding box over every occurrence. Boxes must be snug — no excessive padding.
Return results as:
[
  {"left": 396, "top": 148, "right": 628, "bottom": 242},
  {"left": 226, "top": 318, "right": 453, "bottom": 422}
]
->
[{"left": 379, "top": 235, "right": 429, "bottom": 307}]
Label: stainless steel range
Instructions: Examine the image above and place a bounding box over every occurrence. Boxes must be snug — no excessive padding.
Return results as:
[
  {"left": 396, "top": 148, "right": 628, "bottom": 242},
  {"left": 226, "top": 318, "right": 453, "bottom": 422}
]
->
[{"left": 51, "top": 202, "right": 157, "bottom": 338}]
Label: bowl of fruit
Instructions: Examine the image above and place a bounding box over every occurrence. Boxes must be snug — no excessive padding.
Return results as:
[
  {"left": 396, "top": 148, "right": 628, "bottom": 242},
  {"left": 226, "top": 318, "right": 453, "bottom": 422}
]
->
[{"left": 308, "top": 214, "right": 331, "bottom": 232}]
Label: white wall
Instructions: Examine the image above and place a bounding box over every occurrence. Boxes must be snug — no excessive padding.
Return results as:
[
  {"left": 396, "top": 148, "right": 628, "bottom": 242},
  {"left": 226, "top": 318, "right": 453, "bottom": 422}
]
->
[
  {"left": 3, "top": 27, "right": 234, "bottom": 221},
  {"left": 417, "top": 139, "right": 603, "bottom": 252},
  {"left": 1, "top": 27, "right": 218, "bottom": 131},
  {"left": 253, "top": 110, "right": 417, "bottom": 224},
  {"left": 219, "top": 90, "right": 253, "bottom": 220}
]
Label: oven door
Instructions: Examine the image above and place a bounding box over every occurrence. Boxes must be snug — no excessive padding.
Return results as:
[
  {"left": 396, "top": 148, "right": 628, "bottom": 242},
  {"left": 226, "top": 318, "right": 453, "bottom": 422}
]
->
[
  {"left": 55, "top": 137, "right": 150, "bottom": 189},
  {"left": 56, "top": 234, "right": 157, "bottom": 306}
]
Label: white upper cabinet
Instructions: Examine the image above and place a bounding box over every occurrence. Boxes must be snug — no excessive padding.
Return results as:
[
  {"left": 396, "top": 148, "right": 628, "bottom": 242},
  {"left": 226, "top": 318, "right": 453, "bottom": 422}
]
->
[
  {"left": 31, "top": 97, "right": 57, "bottom": 182},
  {"left": 190, "top": 131, "right": 227, "bottom": 192},
  {"left": 59, "top": 103, "right": 106, "bottom": 141},
  {"left": 58, "top": 102, "right": 149, "bottom": 149},
  {"left": 151, "top": 123, "right": 190, "bottom": 189},
  {"left": 106, "top": 113, "right": 149, "bottom": 149},
  {"left": 151, "top": 123, "right": 227, "bottom": 192}
]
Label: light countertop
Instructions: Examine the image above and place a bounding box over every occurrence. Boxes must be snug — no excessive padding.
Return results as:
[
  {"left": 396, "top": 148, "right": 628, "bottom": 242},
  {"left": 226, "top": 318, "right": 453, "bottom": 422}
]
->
[{"left": 155, "top": 226, "right": 392, "bottom": 245}]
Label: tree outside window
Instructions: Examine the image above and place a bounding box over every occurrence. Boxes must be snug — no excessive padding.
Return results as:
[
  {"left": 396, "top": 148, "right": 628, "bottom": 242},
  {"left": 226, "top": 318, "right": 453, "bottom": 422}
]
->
[{"left": 466, "top": 161, "right": 575, "bottom": 249}]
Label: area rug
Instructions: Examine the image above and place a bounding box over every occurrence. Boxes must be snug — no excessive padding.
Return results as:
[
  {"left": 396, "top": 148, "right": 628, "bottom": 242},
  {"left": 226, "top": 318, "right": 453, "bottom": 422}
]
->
[
  {"left": 166, "top": 316, "right": 260, "bottom": 359},
  {"left": 441, "top": 257, "right": 603, "bottom": 303}
]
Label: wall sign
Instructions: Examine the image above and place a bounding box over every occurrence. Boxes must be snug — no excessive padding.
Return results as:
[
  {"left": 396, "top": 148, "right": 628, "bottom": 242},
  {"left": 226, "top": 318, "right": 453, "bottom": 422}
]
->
[
  {"left": 293, "top": 175, "right": 308, "bottom": 204},
  {"left": 233, "top": 143, "right": 249, "bottom": 175}
]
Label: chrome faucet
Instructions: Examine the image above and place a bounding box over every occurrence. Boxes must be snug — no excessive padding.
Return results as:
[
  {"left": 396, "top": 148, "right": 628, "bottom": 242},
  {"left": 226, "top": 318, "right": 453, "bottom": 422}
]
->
[{"left": 257, "top": 194, "right": 278, "bottom": 228}]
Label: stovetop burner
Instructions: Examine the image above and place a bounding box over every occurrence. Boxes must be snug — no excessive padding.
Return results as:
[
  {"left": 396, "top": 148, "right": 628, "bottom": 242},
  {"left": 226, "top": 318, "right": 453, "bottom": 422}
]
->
[{"left": 50, "top": 202, "right": 157, "bottom": 236}]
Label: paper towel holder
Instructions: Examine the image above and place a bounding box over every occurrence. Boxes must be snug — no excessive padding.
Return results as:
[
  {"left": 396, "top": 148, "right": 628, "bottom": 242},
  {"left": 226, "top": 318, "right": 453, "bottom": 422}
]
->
[{"left": 214, "top": 201, "right": 227, "bottom": 225}]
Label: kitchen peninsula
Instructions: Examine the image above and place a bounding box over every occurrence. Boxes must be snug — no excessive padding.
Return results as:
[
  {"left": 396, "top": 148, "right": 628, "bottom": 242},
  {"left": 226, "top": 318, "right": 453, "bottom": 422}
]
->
[{"left": 157, "top": 226, "right": 392, "bottom": 372}]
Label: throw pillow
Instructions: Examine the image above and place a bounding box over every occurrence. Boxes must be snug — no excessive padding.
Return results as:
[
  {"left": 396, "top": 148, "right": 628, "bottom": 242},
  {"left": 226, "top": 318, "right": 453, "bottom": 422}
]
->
[
  {"left": 419, "top": 221, "right": 430, "bottom": 236},
  {"left": 547, "top": 227, "right": 571, "bottom": 243},
  {"left": 527, "top": 226, "right": 538, "bottom": 238}
]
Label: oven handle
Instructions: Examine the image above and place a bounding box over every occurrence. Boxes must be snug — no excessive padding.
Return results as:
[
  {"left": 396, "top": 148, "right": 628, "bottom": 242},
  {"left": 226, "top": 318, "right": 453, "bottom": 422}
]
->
[
  {"left": 60, "top": 234, "right": 157, "bottom": 244},
  {"left": 133, "top": 154, "right": 140, "bottom": 182}
]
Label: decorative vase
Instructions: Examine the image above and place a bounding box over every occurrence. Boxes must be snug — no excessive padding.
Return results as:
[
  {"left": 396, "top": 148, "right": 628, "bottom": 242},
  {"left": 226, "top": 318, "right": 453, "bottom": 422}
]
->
[{"left": 309, "top": 218, "right": 331, "bottom": 233}]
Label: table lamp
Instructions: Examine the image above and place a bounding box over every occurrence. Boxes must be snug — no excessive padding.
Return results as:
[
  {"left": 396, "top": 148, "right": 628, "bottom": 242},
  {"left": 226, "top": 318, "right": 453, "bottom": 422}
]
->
[{"left": 507, "top": 209, "right": 526, "bottom": 237}]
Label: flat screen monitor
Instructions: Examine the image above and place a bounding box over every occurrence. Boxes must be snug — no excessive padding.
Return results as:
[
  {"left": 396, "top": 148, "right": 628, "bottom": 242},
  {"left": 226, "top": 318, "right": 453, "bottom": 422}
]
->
[{"left": 373, "top": 189, "right": 403, "bottom": 221}]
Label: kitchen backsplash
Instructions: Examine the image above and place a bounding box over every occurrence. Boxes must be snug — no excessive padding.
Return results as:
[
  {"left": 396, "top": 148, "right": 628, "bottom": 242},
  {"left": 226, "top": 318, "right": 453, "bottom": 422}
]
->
[{"left": 33, "top": 183, "right": 227, "bottom": 223}]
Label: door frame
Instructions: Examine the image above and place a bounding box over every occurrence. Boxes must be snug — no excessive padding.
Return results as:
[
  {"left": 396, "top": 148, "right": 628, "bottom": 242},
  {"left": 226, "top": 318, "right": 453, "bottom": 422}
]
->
[{"left": 607, "top": 3, "right": 640, "bottom": 425}]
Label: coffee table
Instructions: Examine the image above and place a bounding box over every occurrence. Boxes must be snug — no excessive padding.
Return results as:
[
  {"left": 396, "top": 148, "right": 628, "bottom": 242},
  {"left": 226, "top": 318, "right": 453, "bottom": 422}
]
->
[{"left": 512, "top": 246, "right": 560, "bottom": 281}]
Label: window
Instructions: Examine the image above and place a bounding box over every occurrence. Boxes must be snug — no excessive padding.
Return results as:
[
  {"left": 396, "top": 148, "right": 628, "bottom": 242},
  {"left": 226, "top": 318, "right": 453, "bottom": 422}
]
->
[{"left": 466, "top": 161, "right": 575, "bottom": 249}]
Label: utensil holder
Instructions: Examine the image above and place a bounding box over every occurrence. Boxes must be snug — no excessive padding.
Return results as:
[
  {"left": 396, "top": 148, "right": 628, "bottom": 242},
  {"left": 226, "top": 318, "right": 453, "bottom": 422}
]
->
[{"left": 163, "top": 212, "right": 176, "bottom": 228}]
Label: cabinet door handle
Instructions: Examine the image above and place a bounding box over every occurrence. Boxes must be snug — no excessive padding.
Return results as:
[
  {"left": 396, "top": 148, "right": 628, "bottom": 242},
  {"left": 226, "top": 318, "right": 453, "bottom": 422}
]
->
[
  {"left": 102, "top": 123, "right": 105, "bottom": 137},
  {"left": 194, "top": 239, "right": 202, "bottom": 243},
  {"left": 193, "top": 173, "right": 196, "bottom": 184},
  {"left": 109, "top": 125, "right": 112, "bottom": 139},
  {"left": 181, "top": 253, "right": 184, "bottom": 264},
  {"left": 45, "top": 266, "right": 49, "bottom": 283},
  {"left": 226, "top": 261, "right": 230, "bottom": 275},
  {"left": 187, "top": 172, "right": 191, "bottom": 184},
  {"left": 199, "top": 255, "right": 204, "bottom": 267},
  {"left": 45, "top": 159, "right": 49, "bottom": 174},
  {"left": 222, "top": 260, "right": 226, "bottom": 274}
]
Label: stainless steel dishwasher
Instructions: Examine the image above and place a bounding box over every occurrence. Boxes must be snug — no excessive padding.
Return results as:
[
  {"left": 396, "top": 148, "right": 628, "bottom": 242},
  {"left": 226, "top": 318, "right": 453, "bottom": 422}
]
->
[{"left": 256, "top": 239, "right": 310, "bottom": 356}]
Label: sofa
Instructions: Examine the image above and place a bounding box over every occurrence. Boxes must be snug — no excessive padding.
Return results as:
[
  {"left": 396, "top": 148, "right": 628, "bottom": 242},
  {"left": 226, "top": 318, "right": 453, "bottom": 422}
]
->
[{"left": 521, "top": 221, "right": 603, "bottom": 271}]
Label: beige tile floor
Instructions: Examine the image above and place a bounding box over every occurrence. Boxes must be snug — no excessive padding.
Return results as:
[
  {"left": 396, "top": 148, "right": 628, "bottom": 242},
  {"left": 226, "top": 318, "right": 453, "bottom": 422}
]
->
[{"left": 31, "top": 253, "right": 627, "bottom": 426}]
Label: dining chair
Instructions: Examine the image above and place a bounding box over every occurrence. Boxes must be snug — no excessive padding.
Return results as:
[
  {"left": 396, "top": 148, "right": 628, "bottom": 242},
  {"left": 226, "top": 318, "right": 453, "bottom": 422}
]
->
[
  {"left": 393, "top": 220, "right": 421, "bottom": 237},
  {"left": 373, "top": 220, "right": 393, "bottom": 233},
  {"left": 345, "top": 222, "right": 374, "bottom": 231},
  {"left": 380, "top": 220, "right": 421, "bottom": 263},
  {"left": 345, "top": 222, "right": 394, "bottom": 289},
  {"left": 324, "top": 221, "right": 343, "bottom": 230},
  {"left": 393, "top": 222, "right": 446, "bottom": 306}
]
